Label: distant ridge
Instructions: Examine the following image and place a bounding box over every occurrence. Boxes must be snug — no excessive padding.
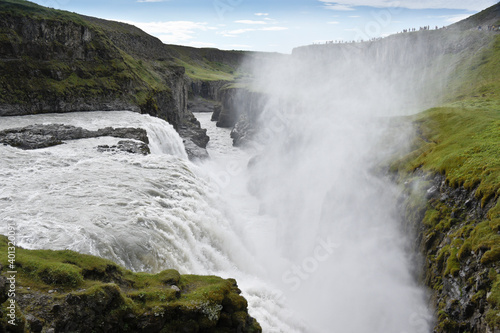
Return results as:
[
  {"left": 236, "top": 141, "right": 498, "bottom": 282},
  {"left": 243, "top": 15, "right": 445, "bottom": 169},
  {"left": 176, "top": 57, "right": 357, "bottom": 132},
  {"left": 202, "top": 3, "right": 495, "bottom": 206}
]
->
[{"left": 450, "top": 2, "right": 500, "bottom": 30}]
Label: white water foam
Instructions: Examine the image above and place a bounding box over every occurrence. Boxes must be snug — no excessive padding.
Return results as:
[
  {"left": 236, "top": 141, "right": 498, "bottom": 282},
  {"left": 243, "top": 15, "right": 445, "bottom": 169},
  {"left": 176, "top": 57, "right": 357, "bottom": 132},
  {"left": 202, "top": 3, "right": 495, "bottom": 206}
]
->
[{"left": 0, "top": 110, "right": 304, "bottom": 332}]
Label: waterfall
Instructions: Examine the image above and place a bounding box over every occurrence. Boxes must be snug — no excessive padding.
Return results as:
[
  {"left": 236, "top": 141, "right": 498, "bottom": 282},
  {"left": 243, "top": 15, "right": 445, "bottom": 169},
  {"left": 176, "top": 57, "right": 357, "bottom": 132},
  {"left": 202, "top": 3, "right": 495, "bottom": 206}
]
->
[
  {"left": 206, "top": 41, "right": 439, "bottom": 332},
  {"left": 0, "top": 110, "right": 304, "bottom": 332},
  {"left": 0, "top": 111, "right": 187, "bottom": 158}
]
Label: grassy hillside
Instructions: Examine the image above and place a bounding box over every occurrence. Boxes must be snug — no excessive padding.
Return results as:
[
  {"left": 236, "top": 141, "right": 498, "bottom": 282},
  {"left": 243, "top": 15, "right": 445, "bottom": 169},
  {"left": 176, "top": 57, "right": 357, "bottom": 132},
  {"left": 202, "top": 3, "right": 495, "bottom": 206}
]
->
[
  {"left": 450, "top": 3, "right": 500, "bottom": 31},
  {"left": 390, "top": 6, "right": 500, "bottom": 328},
  {"left": 0, "top": 0, "right": 245, "bottom": 120}
]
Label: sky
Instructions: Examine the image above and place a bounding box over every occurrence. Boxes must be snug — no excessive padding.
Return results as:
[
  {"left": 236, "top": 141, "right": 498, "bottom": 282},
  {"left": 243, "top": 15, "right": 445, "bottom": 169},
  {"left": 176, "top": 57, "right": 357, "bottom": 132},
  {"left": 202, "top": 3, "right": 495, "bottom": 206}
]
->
[{"left": 29, "top": 0, "right": 498, "bottom": 53}]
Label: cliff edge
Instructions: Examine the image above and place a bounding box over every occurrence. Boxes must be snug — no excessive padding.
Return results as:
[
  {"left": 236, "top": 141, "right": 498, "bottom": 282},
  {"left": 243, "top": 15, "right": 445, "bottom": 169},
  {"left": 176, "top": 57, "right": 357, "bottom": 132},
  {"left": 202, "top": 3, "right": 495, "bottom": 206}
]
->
[
  {"left": 0, "top": 0, "right": 248, "bottom": 159},
  {"left": 0, "top": 236, "right": 261, "bottom": 333}
]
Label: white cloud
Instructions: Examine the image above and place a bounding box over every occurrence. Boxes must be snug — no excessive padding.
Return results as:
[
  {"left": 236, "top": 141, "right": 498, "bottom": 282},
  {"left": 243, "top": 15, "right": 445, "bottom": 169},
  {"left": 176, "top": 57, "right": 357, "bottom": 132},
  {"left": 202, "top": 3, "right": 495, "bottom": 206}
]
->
[
  {"left": 235, "top": 20, "right": 267, "bottom": 25},
  {"left": 349, "top": 15, "right": 361, "bottom": 17},
  {"left": 255, "top": 13, "right": 269, "bottom": 16},
  {"left": 318, "top": 0, "right": 497, "bottom": 11},
  {"left": 328, "top": 21, "right": 340, "bottom": 24},
  {"left": 119, "top": 20, "right": 213, "bottom": 44},
  {"left": 322, "top": 3, "right": 355, "bottom": 11},
  {"left": 228, "top": 44, "right": 253, "bottom": 49},
  {"left": 262, "top": 26, "right": 288, "bottom": 31},
  {"left": 221, "top": 28, "right": 256, "bottom": 36},
  {"left": 220, "top": 26, "right": 288, "bottom": 37}
]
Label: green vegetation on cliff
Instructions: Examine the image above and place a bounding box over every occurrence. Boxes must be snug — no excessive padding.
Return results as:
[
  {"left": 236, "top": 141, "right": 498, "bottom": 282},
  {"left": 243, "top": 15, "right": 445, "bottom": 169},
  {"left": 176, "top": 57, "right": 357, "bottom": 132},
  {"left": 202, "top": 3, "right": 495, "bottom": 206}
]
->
[
  {"left": 0, "top": 0, "right": 243, "bottom": 120},
  {"left": 391, "top": 20, "right": 500, "bottom": 330},
  {"left": 0, "top": 235, "right": 261, "bottom": 332}
]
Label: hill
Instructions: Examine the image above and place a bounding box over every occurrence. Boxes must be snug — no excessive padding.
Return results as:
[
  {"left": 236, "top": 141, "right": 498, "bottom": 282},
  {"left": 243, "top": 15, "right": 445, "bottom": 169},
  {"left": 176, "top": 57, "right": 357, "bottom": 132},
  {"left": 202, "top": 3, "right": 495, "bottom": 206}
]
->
[
  {"left": 0, "top": 0, "right": 257, "bottom": 158},
  {"left": 450, "top": 2, "right": 500, "bottom": 31},
  {"left": 388, "top": 4, "right": 500, "bottom": 332}
]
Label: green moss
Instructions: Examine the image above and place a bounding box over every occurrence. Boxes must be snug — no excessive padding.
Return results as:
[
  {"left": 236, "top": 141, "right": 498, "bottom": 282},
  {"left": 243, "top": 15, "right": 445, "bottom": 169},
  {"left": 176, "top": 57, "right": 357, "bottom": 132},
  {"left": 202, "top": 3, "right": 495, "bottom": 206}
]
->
[
  {"left": 423, "top": 208, "right": 441, "bottom": 227},
  {"left": 455, "top": 221, "right": 500, "bottom": 263},
  {"left": 444, "top": 246, "right": 461, "bottom": 277},
  {"left": 486, "top": 276, "right": 500, "bottom": 328},
  {"left": 486, "top": 309, "right": 500, "bottom": 329},
  {"left": 0, "top": 235, "right": 258, "bottom": 331}
]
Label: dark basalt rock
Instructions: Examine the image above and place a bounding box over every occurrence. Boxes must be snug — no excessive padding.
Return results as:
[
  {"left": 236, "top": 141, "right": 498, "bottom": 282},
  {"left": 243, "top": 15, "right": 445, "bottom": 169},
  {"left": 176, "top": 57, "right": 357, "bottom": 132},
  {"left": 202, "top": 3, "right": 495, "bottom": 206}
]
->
[
  {"left": 0, "top": 124, "right": 149, "bottom": 152},
  {"left": 398, "top": 171, "right": 500, "bottom": 333},
  {"left": 230, "top": 114, "right": 256, "bottom": 147},
  {"left": 183, "top": 139, "right": 209, "bottom": 160},
  {"left": 187, "top": 96, "right": 221, "bottom": 114},
  {"left": 97, "top": 140, "right": 150, "bottom": 155},
  {"left": 177, "top": 115, "right": 210, "bottom": 160}
]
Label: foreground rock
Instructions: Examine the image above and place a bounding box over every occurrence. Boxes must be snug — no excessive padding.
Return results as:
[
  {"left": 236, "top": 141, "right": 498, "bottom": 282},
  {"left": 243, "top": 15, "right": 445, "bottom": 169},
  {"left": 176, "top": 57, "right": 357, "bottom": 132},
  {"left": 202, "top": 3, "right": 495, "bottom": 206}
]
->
[
  {"left": 0, "top": 236, "right": 262, "bottom": 333},
  {"left": 0, "top": 124, "right": 149, "bottom": 153}
]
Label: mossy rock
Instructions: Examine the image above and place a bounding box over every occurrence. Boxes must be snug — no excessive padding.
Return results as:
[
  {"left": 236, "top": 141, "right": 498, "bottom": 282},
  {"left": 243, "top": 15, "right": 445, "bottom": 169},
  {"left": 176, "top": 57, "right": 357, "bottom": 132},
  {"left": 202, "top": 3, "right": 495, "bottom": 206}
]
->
[{"left": 0, "top": 235, "right": 261, "bottom": 332}]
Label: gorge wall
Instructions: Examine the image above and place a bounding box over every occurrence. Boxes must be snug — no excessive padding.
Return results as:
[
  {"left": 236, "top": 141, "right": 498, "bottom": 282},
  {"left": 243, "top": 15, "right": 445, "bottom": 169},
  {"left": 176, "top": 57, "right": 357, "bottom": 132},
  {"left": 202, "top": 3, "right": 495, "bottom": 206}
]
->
[{"left": 0, "top": 0, "right": 249, "bottom": 159}]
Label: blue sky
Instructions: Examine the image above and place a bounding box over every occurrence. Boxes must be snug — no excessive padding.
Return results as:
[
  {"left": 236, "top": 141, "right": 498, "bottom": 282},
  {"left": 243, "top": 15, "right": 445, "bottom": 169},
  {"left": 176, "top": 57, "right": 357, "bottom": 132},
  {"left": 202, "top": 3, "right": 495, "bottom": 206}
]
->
[{"left": 30, "top": 0, "right": 498, "bottom": 53}]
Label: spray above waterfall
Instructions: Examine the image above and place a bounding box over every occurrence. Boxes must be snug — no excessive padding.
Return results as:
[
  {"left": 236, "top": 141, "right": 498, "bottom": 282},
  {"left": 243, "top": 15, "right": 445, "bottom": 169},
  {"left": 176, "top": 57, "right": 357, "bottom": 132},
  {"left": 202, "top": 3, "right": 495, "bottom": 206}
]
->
[{"left": 220, "top": 32, "right": 466, "bottom": 332}]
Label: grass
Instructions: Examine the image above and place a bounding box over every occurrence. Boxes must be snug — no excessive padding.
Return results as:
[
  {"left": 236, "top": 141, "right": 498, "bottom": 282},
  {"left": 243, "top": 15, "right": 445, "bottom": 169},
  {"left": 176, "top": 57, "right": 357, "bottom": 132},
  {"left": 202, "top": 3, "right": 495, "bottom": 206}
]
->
[
  {"left": 0, "top": 0, "right": 245, "bottom": 116},
  {"left": 0, "top": 234, "right": 220, "bottom": 303},
  {"left": 0, "top": 0, "right": 87, "bottom": 25},
  {"left": 395, "top": 33, "right": 500, "bottom": 211},
  {"left": 393, "top": 104, "right": 500, "bottom": 206},
  {"left": 174, "top": 58, "right": 237, "bottom": 81},
  {"left": 0, "top": 235, "right": 260, "bottom": 331},
  {"left": 444, "top": 34, "right": 500, "bottom": 101}
]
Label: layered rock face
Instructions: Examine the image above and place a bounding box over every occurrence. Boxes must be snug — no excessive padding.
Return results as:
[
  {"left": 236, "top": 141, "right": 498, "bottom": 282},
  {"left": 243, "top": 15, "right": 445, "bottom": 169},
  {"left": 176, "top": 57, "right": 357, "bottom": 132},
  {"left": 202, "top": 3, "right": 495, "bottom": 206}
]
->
[
  {"left": 200, "top": 86, "right": 269, "bottom": 147},
  {"left": 0, "top": 1, "right": 216, "bottom": 159},
  {"left": 399, "top": 172, "right": 499, "bottom": 333}
]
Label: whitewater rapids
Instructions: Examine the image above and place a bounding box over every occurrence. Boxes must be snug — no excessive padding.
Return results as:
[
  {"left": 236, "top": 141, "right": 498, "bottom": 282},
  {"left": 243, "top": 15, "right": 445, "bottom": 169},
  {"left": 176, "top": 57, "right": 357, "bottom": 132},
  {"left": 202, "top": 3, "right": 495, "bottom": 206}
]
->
[{"left": 0, "top": 110, "right": 431, "bottom": 332}]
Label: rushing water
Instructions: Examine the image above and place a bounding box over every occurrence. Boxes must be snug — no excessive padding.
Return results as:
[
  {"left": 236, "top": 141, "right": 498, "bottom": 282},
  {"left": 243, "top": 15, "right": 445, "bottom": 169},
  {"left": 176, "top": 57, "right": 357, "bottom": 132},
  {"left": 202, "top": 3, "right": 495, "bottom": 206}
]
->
[
  {"left": 0, "top": 110, "right": 304, "bottom": 332},
  {"left": 0, "top": 109, "right": 431, "bottom": 332}
]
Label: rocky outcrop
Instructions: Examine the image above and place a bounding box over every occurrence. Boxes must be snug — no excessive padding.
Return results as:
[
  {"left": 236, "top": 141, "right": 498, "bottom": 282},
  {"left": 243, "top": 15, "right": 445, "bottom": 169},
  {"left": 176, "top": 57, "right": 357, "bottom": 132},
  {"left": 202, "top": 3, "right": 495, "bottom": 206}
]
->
[
  {"left": 189, "top": 80, "right": 229, "bottom": 102},
  {"left": 0, "top": 236, "right": 262, "bottom": 333},
  {"left": 210, "top": 87, "right": 268, "bottom": 146},
  {"left": 0, "top": 123, "right": 149, "bottom": 152},
  {"left": 188, "top": 79, "right": 271, "bottom": 147},
  {"left": 188, "top": 96, "right": 221, "bottom": 114},
  {"left": 398, "top": 171, "right": 500, "bottom": 332}
]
